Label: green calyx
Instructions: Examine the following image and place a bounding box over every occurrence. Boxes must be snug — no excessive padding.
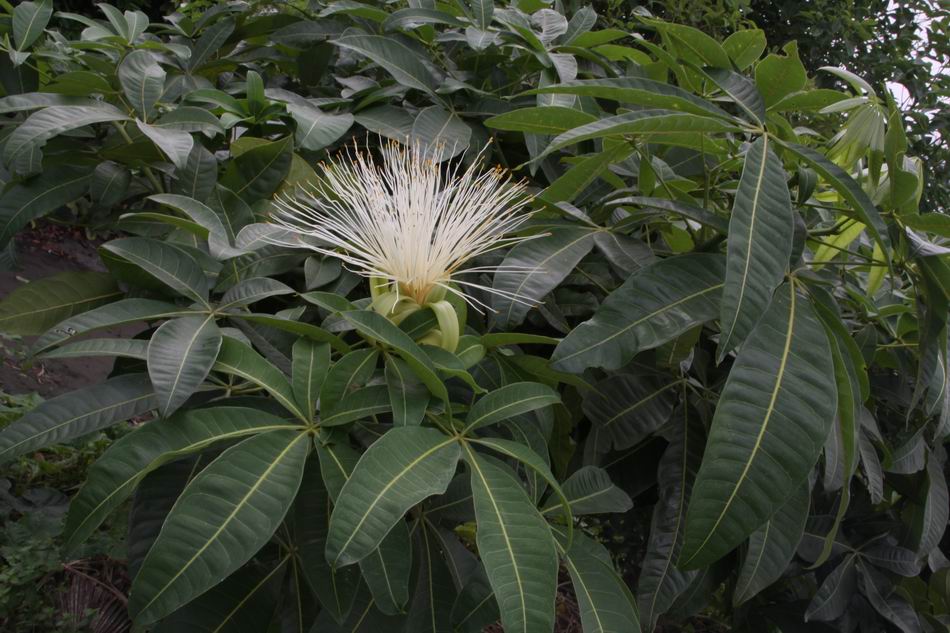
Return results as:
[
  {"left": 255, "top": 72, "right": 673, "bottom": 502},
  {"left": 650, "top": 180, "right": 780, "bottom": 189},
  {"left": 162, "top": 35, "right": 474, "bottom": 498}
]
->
[{"left": 368, "top": 277, "right": 462, "bottom": 352}]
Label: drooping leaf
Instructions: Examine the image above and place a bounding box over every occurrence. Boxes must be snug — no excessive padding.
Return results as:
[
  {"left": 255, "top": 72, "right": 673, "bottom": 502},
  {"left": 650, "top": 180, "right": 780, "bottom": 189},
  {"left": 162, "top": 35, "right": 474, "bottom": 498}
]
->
[
  {"left": 0, "top": 271, "right": 121, "bottom": 336},
  {"left": 492, "top": 227, "right": 595, "bottom": 330},
  {"left": 213, "top": 337, "right": 304, "bottom": 420},
  {"left": 583, "top": 374, "right": 679, "bottom": 453},
  {"left": 552, "top": 253, "right": 725, "bottom": 373},
  {"left": 637, "top": 404, "right": 704, "bottom": 631},
  {"left": 541, "top": 466, "right": 632, "bottom": 516},
  {"left": 64, "top": 406, "right": 298, "bottom": 551},
  {"left": 342, "top": 311, "right": 448, "bottom": 402},
  {"left": 680, "top": 285, "right": 837, "bottom": 568},
  {"left": 718, "top": 135, "right": 794, "bottom": 360},
  {"left": 129, "top": 430, "right": 310, "bottom": 624},
  {"left": 0, "top": 374, "right": 156, "bottom": 464},
  {"left": 331, "top": 35, "right": 438, "bottom": 96},
  {"left": 147, "top": 315, "right": 222, "bottom": 417},
  {"left": 385, "top": 355, "right": 429, "bottom": 427},
  {"left": 118, "top": 50, "right": 166, "bottom": 119},
  {"left": 733, "top": 480, "right": 809, "bottom": 605},
  {"left": 463, "top": 382, "right": 560, "bottom": 433},
  {"left": 524, "top": 77, "right": 733, "bottom": 119},
  {"left": 3, "top": 105, "right": 128, "bottom": 175},
  {"left": 362, "top": 520, "right": 413, "bottom": 615},
  {"left": 805, "top": 553, "right": 857, "bottom": 622},
  {"left": 32, "top": 298, "right": 198, "bottom": 354},
  {"left": 0, "top": 166, "right": 94, "bottom": 248},
  {"left": 562, "top": 532, "right": 641, "bottom": 633},
  {"left": 462, "top": 446, "right": 557, "bottom": 633},
  {"left": 326, "top": 427, "right": 460, "bottom": 567},
  {"left": 101, "top": 237, "right": 211, "bottom": 305}
]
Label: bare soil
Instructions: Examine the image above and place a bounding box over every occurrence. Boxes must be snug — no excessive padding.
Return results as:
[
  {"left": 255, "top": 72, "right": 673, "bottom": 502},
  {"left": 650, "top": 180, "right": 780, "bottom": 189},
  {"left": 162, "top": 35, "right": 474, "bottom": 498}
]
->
[{"left": 0, "top": 223, "right": 142, "bottom": 398}]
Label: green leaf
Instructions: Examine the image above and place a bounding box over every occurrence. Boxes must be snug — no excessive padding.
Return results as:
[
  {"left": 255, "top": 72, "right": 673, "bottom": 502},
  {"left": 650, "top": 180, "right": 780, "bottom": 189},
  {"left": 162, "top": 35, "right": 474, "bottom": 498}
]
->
[
  {"left": 221, "top": 136, "right": 293, "bottom": 202},
  {"left": 805, "top": 553, "right": 857, "bottom": 621},
  {"left": 552, "top": 253, "right": 725, "bottom": 373},
  {"left": 292, "top": 339, "right": 330, "bottom": 422},
  {"left": 0, "top": 166, "right": 93, "bottom": 247},
  {"left": 542, "top": 466, "right": 632, "bottom": 516},
  {"left": 562, "top": 532, "right": 641, "bottom": 633},
  {"left": 777, "top": 139, "right": 891, "bottom": 253},
  {"left": 91, "top": 161, "right": 131, "bottom": 208},
  {"left": 680, "top": 284, "right": 837, "bottom": 568},
  {"left": 492, "top": 227, "right": 595, "bottom": 330},
  {"left": 33, "top": 298, "right": 198, "bottom": 354},
  {"left": 321, "top": 385, "right": 391, "bottom": 427},
  {"left": 101, "top": 237, "right": 210, "bottom": 306},
  {"left": 151, "top": 557, "right": 287, "bottom": 633},
  {"left": 411, "top": 105, "right": 472, "bottom": 162},
  {"left": 187, "top": 17, "right": 235, "bottom": 70},
  {"left": 523, "top": 77, "right": 733, "bottom": 120},
  {"left": 362, "top": 520, "right": 412, "bottom": 615},
  {"left": 129, "top": 430, "right": 310, "bottom": 624},
  {"left": 702, "top": 68, "right": 765, "bottom": 124},
  {"left": 230, "top": 313, "right": 349, "bottom": 354},
  {"left": 148, "top": 193, "right": 247, "bottom": 260},
  {"left": 331, "top": 35, "right": 438, "bottom": 96},
  {"left": 607, "top": 196, "right": 729, "bottom": 233},
  {"left": 326, "top": 426, "right": 460, "bottom": 566},
  {"left": 12, "top": 0, "right": 52, "bottom": 51},
  {"left": 288, "top": 101, "right": 354, "bottom": 151},
  {"left": 147, "top": 315, "right": 222, "bottom": 417},
  {"left": 484, "top": 106, "right": 597, "bottom": 135},
  {"left": 718, "top": 135, "right": 793, "bottom": 360},
  {"left": 463, "top": 382, "right": 560, "bottom": 433},
  {"left": 64, "top": 406, "right": 298, "bottom": 551},
  {"left": 171, "top": 143, "right": 218, "bottom": 201},
  {"left": 0, "top": 271, "right": 120, "bottom": 336},
  {"left": 219, "top": 277, "right": 294, "bottom": 309},
  {"left": 637, "top": 404, "right": 704, "bottom": 630},
  {"left": 541, "top": 110, "right": 741, "bottom": 157},
  {"left": 136, "top": 120, "right": 193, "bottom": 170},
  {"left": 539, "top": 143, "right": 633, "bottom": 204},
  {"left": 385, "top": 355, "right": 429, "bottom": 427},
  {"left": 38, "top": 338, "right": 149, "bottom": 361},
  {"left": 295, "top": 454, "right": 360, "bottom": 623},
  {"left": 733, "top": 481, "right": 809, "bottom": 605},
  {"left": 213, "top": 337, "right": 305, "bottom": 421},
  {"left": 452, "top": 564, "right": 498, "bottom": 633},
  {"left": 643, "top": 18, "right": 731, "bottom": 68},
  {"left": 342, "top": 311, "right": 448, "bottom": 402},
  {"left": 723, "top": 29, "right": 766, "bottom": 70},
  {"left": 0, "top": 374, "right": 156, "bottom": 464},
  {"left": 320, "top": 348, "right": 379, "bottom": 412},
  {"left": 755, "top": 42, "right": 807, "bottom": 108},
  {"left": 118, "top": 50, "right": 165, "bottom": 120},
  {"left": 583, "top": 375, "right": 679, "bottom": 453},
  {"left": 462, "top": 446, "right": 557, "bottom": 633}
]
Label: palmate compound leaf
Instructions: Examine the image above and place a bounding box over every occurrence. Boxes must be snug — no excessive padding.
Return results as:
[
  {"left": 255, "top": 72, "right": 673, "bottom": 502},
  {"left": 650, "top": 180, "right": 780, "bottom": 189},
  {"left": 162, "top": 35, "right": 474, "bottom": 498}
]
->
[
  {"left": 129, "top": 429, "right": 310, "bottom": 625},
  {"left": 63, "top": 407, "right": 300, "bottom": 552},
  {"left": 551, "top": 253, "right": 725, "bottom": 374},
  {"left": 462, "top": 446, "right": 558, "bottom": 633},
  {"left": 680, "top": 284, "right": 837, "bottom": 569},
  {"left": 325, "top": 426, "right": 460, "bottom": 567}
]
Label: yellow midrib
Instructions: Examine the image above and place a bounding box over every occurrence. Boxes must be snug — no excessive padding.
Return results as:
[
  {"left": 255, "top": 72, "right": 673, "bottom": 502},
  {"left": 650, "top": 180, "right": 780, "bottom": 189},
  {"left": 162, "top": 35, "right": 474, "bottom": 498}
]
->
[
  {"left": 137, "top": 431, "right": 307, "bottom": 618},
  {"left": 684, "top": 284, "right": 796, "bottom": 565}
]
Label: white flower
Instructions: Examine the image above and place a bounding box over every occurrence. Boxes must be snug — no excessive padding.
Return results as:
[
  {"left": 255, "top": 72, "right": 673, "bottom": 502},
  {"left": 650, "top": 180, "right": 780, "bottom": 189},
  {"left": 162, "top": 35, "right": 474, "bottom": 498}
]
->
[{"left": 268, "top": 141, "right": 535, "bottom": 312}]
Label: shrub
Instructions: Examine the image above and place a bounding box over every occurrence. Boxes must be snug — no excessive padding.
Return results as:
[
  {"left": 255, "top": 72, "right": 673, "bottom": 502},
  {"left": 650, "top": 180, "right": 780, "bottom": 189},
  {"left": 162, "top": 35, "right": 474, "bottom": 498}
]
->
[{"left": 0, "top": 1, "right": 947, "bottom": 632}]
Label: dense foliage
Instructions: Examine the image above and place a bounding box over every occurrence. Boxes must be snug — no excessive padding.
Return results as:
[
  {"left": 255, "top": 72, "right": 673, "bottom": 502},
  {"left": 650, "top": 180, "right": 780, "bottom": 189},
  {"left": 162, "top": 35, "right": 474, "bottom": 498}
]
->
[{"left": 0, "top": 1, "right": 948, "bottom": 632}]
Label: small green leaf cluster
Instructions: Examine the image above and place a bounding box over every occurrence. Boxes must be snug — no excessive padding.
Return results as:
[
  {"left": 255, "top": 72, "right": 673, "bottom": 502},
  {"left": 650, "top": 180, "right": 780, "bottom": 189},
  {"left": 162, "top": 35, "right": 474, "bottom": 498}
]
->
[{"left": 0, "top": 2, "right": 948, "bottom": 632}]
